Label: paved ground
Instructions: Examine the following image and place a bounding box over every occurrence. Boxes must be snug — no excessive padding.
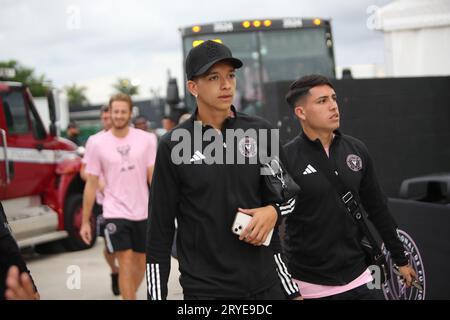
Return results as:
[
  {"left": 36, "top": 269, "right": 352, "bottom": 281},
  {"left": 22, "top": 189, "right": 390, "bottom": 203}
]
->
[{"left": 24, "top": 239, "right": 183, "bottom": 300}]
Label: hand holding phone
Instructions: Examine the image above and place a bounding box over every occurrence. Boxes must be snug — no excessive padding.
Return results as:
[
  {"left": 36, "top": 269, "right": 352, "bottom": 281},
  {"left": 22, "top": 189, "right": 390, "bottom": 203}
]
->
[{"left": 232, "top": 212, "right": 273, "bottom": 246}]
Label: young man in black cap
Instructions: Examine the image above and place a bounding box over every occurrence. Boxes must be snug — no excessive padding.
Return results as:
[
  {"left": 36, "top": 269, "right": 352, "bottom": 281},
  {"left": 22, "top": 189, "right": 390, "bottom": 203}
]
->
[
  {"left": 66, "top": 120, "right": 82, "bottom": 146},
  {"left": 282, "top": 74, "right": 417, "bottom": 299},
  {"left": 146, "top": 40, "right": 300, "bottom": 300}
]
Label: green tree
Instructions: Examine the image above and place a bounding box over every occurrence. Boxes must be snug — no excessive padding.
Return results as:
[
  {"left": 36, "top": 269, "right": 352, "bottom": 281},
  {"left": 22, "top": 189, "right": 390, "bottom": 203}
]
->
[
  {"left": 0, "top": 60, "right": 50, "bottom": 97},
  {"left": 64, "top": 83, "right": 89, "bottom": 108},
  {"left": 112, "top": 78, "right": 139, "bottom": 96}
]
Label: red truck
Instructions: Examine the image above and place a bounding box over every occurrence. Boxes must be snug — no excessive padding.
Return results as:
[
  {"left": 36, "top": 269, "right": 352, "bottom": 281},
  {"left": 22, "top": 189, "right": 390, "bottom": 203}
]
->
[{"left": 0, "top": 81, "right": 96, "bottom": 251}]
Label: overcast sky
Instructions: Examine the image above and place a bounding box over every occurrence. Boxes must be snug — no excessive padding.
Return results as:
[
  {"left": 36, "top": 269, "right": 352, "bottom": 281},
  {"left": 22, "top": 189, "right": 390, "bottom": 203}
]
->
[{"left": 0, "top": 0, "right": 392, "bottom": 103}]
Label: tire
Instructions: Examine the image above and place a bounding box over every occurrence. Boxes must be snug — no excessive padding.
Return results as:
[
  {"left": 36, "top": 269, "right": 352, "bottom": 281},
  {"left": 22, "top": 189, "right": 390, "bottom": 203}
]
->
[
  {"left": 63, "top": 194, "right": 97, "bottom": 251},
  {"left": 35, "top": 240, "right": 66, "bottom": 255}
]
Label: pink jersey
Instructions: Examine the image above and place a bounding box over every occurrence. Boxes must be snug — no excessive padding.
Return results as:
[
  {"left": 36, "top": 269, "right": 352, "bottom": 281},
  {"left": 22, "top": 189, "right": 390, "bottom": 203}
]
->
[
  {"left": 294, "top": 269, "right": 373, "bottom": 299},
  {"left": 83, "top": 130, "right": 107, "bottom": 205},
  {"left": 85, "top": 127, "right": 157, "bottom": 221}
]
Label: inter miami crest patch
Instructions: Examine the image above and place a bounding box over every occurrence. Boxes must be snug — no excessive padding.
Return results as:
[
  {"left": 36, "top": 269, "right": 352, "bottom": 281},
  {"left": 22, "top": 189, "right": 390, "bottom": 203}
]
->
[
  {"left": 382, "top": 229, "right": 426, "bottom": 300},
  {"left": 346, "top": 154, "right": 363, "bottom": 172},
  {"left": 106, "top": 223, "right": 117, "bottom": 235},
  {"left": 238, "top": 137, "right": 258, "bottom": 158}
]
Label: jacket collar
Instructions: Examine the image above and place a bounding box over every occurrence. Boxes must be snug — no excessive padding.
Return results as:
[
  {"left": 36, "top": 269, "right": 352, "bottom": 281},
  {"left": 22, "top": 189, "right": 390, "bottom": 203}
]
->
[
  {"left": 190, "top": 105, "right": 237, "bottom": 129},
  {"left": 300, "top": 129, "right": 342, "bottom": 147}
]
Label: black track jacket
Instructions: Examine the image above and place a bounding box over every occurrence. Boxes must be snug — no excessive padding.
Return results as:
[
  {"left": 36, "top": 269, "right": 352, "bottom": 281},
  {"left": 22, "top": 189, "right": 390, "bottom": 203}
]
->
[
  {"left": 283, "top": 131, "right": 408, "bottom": 286},
  {"left": 146, "top": 107, "right": 299, "bottom": 299},
  {"left": 0, "top": 203, "right": 37, "bottom": 299}
]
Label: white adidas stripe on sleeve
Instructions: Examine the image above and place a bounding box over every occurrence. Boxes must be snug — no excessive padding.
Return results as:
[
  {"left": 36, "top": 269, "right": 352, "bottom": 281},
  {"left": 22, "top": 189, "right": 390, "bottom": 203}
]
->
[
  {"left": 274, "top": 253, "right": 299, "bottom": 295},
  {"left": 147, "top": 263, "right": 162, "bottom": 300},
  {"left": 279, "top": 198, "right": 296, "bottom": 215}
]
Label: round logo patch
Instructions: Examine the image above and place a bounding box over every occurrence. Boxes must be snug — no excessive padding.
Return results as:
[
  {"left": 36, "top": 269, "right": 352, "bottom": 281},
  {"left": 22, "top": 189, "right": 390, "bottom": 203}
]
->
[
  {"left": 105, "top": 223, "right": 117, "bottom": 235},
  {"left": 238, "top": 137, "right": 258, "bottom": 158},
  {"left": 382, "top": 230, "right": 426, "bottom": 300},
  {"left": 346, "top": 154, "right": 363, "bottom": 172}
]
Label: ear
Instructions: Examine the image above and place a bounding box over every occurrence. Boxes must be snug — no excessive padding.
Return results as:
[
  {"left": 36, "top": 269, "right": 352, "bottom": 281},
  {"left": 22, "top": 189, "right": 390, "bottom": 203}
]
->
[
  {"left": 294, "top": 105, "right": 306, "bottom": 121},
  {"left": 187, "top": 80, "right": 198, "bottom": 98}
]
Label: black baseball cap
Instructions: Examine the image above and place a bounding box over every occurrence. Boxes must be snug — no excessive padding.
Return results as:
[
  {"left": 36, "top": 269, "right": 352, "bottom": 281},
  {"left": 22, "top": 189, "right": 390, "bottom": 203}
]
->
[{"left": 185, "top": 40, "right": 243, "bottom": 80}]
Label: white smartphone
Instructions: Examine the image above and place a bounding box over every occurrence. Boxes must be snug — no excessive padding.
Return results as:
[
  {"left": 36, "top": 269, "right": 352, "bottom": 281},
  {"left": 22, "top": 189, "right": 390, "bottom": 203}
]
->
[{"left": 232, "top": 212, "right": 273, "bottom": 246}]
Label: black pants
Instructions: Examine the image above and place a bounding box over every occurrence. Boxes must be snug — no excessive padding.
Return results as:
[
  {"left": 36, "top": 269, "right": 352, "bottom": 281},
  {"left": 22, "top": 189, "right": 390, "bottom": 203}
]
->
[
  {"left": 184, "top": 282, "right": 286, "bottom": 300},
  {"left": 313, "top": 284, "right": 385, "bottom": 300}
]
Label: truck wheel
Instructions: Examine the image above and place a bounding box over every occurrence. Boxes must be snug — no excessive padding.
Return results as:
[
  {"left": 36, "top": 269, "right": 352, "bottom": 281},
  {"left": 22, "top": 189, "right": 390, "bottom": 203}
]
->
[
  {"left": 35, "top": 240, "right": 66, "bottom": 254},
  {"left": 63, "top": 194, "right": 97, "bottom": 251}
]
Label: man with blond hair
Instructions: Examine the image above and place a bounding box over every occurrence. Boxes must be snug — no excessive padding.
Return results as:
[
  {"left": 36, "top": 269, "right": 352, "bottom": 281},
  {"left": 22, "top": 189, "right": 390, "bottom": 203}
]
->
[{"left": 81, "top": 93, "right": 157, "bottom": 300}]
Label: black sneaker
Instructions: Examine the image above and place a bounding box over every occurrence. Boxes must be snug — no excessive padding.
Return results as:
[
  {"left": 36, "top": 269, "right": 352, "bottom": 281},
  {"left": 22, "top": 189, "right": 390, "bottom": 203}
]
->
[{"left": 111, "top": 273, "right": 120, "bottom": 296}]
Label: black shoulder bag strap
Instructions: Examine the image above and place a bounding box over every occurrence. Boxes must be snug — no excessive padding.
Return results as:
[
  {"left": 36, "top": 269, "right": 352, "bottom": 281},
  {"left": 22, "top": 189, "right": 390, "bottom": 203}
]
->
[{"left": 307, "top": 149, "right": 388, "bottom": 275}]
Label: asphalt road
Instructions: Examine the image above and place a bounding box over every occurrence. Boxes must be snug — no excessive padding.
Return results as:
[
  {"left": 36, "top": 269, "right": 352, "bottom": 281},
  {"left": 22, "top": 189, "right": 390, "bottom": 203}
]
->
[{"left": 24, "top": 239, "right": 183, "bottom": 300}]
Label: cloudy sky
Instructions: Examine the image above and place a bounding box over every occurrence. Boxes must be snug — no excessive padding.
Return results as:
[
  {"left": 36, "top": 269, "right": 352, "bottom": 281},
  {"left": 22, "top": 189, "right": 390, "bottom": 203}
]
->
[{"left": 0, "top": 0, "right": 391, "bottom": 103}]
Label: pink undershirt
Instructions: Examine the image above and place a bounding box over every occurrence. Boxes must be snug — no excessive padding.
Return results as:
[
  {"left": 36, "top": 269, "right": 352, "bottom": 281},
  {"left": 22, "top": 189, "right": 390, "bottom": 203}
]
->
[{"left": 294, "top": 269, "right": 373, "bottom": 299}]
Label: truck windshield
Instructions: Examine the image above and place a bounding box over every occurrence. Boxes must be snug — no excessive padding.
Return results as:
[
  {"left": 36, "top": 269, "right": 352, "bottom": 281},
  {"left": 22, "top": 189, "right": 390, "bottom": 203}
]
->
[
  {"left": 182, "top": 27, "right": 334, "bottom": 116},
  {"left": 1, "top": 88, "right": 47, "bottom": 139},
  {"left": 0, "top": 90, "right": 29, "bottom": 134}
]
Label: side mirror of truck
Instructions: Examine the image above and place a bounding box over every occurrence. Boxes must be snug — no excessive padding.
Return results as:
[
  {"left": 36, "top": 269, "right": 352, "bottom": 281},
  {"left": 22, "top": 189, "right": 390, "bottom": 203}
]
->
[
  {"left": 47, "top": 90, "right": 57, "bottom": 137},
  {"left": 166, "top": 78, "right": 180, "bottom": 107}
]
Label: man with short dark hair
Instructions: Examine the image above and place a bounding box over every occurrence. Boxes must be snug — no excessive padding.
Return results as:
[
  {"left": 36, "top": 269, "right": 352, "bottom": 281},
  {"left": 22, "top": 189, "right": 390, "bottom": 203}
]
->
[
  {"left": 80, "top": 104, "right": 121, "bottom": 296},
  {"left": 161, "top": 115, "right": 176, "bottom": 132},
  {"left": 67, "top": 120, "right": 81, "bottom": 146},
  {"left": 283, "top": 74, "right": 417, "bottom": 300},
  {"left": 133, "top": 116, "right": 149, "bottom": 131},
  {"left": 146, "top": 40, "right": 300, "bottom": 300}
]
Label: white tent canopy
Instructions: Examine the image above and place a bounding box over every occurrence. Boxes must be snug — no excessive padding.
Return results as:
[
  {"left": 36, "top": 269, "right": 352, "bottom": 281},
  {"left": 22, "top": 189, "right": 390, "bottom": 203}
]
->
[{"left": 376, "top": 0, "right": 450, "bottom": 77}]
